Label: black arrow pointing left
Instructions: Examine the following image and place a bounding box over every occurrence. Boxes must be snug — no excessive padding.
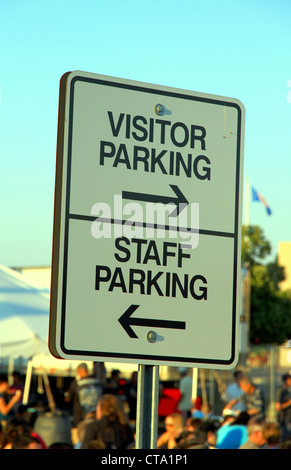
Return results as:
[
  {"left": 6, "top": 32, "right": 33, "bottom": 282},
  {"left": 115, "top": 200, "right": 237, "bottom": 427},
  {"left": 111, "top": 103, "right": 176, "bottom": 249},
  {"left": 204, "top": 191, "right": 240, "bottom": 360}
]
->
[{"left": 118, "top": 304, "right": 186, "bottom": 339}]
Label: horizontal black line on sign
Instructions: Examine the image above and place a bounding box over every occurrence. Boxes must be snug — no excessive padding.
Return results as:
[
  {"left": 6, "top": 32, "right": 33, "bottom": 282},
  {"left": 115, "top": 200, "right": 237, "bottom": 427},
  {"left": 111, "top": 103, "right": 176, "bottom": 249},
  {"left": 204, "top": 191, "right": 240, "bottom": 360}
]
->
[
  {"left": 71, "top": 76, "right": 242, "bottom": 111},
  {"left": 68, "top": 214, "right": 235, "bottom": 238},
  {"left": 60, "top": 345, "right": 236, "bottom": 366}
]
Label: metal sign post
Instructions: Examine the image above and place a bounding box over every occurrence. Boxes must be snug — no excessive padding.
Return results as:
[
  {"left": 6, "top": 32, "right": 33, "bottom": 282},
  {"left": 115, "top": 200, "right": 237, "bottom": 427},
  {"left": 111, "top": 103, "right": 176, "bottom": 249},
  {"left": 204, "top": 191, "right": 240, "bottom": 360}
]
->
[{"left": 136, "top": 364, "right": 160, "bottom": 449}]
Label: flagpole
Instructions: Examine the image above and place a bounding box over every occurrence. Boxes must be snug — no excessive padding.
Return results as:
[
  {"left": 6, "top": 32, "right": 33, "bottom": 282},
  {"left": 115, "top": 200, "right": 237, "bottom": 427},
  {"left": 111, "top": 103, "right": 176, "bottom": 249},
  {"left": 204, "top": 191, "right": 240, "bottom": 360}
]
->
[
  {"left": 244, "top": 175, "right": 250, "bottom": 226},
  {"left": 242, "top": 176, "right": 251, "bottom": 366}
]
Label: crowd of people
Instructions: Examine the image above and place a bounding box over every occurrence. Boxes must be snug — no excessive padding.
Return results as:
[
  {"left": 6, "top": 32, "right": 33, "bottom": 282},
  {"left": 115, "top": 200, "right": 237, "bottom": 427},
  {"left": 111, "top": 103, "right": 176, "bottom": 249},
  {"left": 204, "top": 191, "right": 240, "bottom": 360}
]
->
[
  {"left": 156, "top": 369, "right": 291, "bottom": 449},
  {"left": 1, "top": 364, "right": 291, "bottom": 450}
]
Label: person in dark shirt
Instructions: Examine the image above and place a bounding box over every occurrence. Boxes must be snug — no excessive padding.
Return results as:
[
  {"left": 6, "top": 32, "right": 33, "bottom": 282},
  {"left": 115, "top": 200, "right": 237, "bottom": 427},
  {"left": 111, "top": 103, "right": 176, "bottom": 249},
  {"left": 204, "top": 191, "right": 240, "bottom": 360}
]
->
[
  {"left": 81, "top": 394, "right": 134, "bottom": 449},
  {"left": 65, "top": 363, "right": 102, "bottom": 427},
  {"left": 275, "top": 374, "right": 291, "bottom": 440},
  {"left": 224, "top": 375, "right": 265, "bottom": 420}
]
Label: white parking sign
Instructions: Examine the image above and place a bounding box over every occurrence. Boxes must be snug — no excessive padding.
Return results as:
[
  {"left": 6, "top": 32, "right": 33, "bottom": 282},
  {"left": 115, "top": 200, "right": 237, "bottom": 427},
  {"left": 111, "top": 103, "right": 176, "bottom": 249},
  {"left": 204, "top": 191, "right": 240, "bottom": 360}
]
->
[{"left": 49, "top": 71, "right": 245, "bottom": 369}]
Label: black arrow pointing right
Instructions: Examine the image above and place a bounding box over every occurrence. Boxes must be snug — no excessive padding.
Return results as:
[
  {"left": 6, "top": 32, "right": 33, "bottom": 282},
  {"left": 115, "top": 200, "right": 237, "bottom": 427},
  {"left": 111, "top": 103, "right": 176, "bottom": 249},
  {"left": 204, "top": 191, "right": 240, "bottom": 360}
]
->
[{"left": 122, "top": 184, "right": 189, "bottom": 217}]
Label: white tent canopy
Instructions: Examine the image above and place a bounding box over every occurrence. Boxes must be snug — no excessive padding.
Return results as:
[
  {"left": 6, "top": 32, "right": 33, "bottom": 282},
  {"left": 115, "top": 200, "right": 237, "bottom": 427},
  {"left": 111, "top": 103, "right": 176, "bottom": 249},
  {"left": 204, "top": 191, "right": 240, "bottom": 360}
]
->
[
  {"left": 0, "top": 264, "right": 134, "bottom": 380},
  {"left": 0, "top": 264, "right": 94, "bottom": 375},
  {"left": 0, "top": 264, "right": 50, "bottom": 358}
]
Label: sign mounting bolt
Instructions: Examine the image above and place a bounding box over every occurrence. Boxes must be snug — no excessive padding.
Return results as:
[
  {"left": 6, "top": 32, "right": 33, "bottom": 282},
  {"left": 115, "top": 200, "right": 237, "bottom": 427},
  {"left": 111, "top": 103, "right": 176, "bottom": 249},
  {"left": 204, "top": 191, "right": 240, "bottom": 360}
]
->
[
  {"left": 154, "top": 104, "right": 164, "bottom": 115},
  {"left": 146, "top": 330, "right": 157, "bottom": 343}
]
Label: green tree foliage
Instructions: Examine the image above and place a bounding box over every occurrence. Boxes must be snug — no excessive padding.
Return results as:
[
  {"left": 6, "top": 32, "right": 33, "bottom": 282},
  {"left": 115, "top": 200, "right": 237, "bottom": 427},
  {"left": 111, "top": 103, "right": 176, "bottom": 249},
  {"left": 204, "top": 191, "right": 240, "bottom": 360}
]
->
[
  {"left": 242, "top": 225, "right": 291, "bottom": 345},
  {"left": 266, "top": 257, "right": 285, "bottom": 290},
  {"left": 250, "top": 265, "right": 291, "bottom": 345},
  {"left": 241, "top": 225, "right": 271, "bottom": 267}
]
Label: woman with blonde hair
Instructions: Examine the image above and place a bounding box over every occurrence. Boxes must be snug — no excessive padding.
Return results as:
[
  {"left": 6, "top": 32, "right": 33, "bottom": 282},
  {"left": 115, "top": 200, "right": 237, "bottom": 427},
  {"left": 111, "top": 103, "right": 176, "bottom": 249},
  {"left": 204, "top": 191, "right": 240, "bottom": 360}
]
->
[
  {"left": 157, "top": 412, "right": 184, "bottom": 449},
  {"left": 81, "top": 394, "right": 134, "bottom": 449}
]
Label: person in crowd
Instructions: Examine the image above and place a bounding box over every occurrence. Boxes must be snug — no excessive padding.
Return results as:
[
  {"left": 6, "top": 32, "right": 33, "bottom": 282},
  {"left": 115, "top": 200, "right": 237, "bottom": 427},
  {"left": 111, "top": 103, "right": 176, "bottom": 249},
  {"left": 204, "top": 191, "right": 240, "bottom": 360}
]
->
[
  {"left": 104, "top": 369, "right": 121, "bottom": 394},
  {"left": 177, "top": 420, "right": 219, "bottom": 449},
  {"left": 104, "top": 369, "right": 128, "bottom": 404},
  {"left": 221, "top": 370, "right": 246, "bottom": 414},
  {"left": 86, "top": 438, "right": 107, "bottom": 449},
  {"left": 0, "top": 416, "right": 46, "bottom": 449},
  {"left": 9, "top": 372, "right": 24, "bottom": 396},
  {"left": 177, "top": 368, "right": 192, "bottom": 426},
  {"left": 81, "top": 394, "right": 134, "bottom": 449},
  {"left": 157, "top": 412, "right": 184, "bottom": 449},
  {"left": 185, "top": 416, "right": 203, "bottom": 436},
  {"left": 195, "top": 420, "right": 218, "bottom": 449},
  {"left": 76, "top": 411, "right": 96, "bottom": 447},
  {"left": 174, "top": 416, "right": 204, "bottom": 449},
  {"left": 9, "top": 372, "right": 25, "bottom": 414},
  {"left": 65, "top": 363, "right": 102, "bottom": 429},
  {"left": 0, "top": 375, "right": 22, "bottom": 430},
  {"left": 216, "top": 411, "right": 250, "bottom": 449},
  {"left": 223, "top": 375, "right": 265, "bottom": 420},
  {"left": 239, "top": 418, "right": 266, "bottom": 449},
  {"left": 275, "top": 373, "right": 291, "bottom": 440},
  {"left": 48, "top": 442, "right": 73, "bottom": 449},
  {"left": 0, "top": 417, "right": 31, "bottom": 449},
  {"left": 12, "top": 435, "right": 42, "bottom": 449},
  {"left": 123, "top": 371, "right": 138, "bottom": 423},
  {"left": 262, "top": 422, "right": 282, "bottom": 449}
]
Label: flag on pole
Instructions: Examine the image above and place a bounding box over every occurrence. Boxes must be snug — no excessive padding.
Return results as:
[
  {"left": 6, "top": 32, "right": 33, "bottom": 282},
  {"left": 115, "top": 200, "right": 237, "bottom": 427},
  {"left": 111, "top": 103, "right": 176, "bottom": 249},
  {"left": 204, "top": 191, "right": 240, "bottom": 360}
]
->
[{"left": 251, "top": 187, "right": 272, "bottom": 215}]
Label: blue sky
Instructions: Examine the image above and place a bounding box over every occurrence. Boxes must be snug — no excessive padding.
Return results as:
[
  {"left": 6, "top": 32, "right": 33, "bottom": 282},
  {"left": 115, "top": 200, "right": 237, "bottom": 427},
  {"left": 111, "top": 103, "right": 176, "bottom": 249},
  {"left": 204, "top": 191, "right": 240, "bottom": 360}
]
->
[{"left": 0, "top": 0, "right": 290, "bottom": 267}]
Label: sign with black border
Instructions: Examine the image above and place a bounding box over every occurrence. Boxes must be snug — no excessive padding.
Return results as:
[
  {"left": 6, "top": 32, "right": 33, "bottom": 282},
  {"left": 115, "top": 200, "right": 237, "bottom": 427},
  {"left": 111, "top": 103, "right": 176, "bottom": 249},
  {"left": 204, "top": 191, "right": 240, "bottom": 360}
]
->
[{"left": 49, "top": 71, "right": 245, "bottom": 369}]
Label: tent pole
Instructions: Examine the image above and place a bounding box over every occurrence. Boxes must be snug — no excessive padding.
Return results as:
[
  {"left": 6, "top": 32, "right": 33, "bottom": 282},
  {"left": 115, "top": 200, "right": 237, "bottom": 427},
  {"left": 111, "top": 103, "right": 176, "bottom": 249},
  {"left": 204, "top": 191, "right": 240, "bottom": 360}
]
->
[
  {"left": 8, "top": 357, "right": 14, "bottom": 385},
  {"left": 192, "top": 367, "right": 198, "bottom": 405},
  {"left": 41, "top": 367, "right": 56, "bottom": 413},
  {"left": 23, "top": 359, "right": 33, "bottom": 405}
]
